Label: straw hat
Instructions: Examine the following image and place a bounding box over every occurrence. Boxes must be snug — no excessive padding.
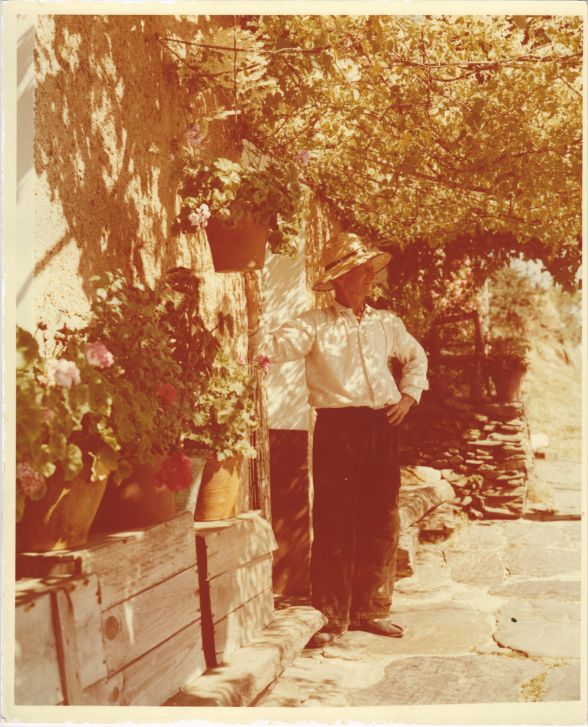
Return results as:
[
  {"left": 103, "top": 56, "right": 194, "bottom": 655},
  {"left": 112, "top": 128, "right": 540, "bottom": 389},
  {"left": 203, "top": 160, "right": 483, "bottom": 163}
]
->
[{"left": 313, "top": 232, "right": 391, "bottom": 292}]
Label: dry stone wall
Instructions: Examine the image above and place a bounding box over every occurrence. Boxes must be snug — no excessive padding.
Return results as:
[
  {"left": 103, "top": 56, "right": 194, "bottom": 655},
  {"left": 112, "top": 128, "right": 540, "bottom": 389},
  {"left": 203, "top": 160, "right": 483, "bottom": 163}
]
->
[{"left": 400, "top": 394, "right": 534, "bottom": 519}]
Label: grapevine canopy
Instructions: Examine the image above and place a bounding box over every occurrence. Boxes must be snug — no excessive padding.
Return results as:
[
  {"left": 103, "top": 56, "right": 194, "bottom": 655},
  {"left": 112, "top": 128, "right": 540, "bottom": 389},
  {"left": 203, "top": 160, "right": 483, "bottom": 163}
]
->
[{"left": 171, "top": 14, "right": 583, "bottom": 288}]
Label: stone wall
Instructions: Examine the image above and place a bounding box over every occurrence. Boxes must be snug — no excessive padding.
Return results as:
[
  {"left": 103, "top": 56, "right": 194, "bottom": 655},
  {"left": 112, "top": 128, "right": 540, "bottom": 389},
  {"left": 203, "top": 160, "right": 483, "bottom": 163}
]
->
[
  {"left": 26, "top": 14, "right": 246, "bottom": 355},
  {"left": 400, "top": 394, "right": 534, "bottom": 519}
]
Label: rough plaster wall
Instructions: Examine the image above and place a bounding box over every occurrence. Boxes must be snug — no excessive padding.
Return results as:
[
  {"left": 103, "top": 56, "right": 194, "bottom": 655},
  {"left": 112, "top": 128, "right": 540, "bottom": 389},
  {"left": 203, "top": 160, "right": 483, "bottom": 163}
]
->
[{"left": 30, "top": 14, "right": 246, "bottom": 355}]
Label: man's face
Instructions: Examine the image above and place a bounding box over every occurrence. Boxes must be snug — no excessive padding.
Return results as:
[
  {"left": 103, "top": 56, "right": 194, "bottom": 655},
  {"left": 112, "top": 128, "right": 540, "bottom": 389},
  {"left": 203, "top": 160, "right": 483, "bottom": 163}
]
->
[{"left": 333, "top": 260, "right": 376, "bottom": 298}]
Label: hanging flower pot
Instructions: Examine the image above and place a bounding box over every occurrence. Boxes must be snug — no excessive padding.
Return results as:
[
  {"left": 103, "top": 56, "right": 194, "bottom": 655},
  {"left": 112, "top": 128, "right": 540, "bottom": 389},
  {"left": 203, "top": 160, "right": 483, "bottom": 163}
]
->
[
  {"left": 206, "top": 212, "right": 268, "bottom": 273},
  {"left": 17, "top": 472, "right": 108, "bottom": 553},
  {"left": 91, "top": 459, "right": 176, "bottom": 534},
  {"left": 195, "top": 456, "right": 244, "bottom": 521}
]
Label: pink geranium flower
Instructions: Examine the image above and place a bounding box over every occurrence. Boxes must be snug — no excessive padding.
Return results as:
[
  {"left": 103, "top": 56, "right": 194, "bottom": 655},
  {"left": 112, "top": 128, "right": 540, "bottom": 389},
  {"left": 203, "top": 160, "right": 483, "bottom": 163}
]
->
[
  {"left": 156, "top": 451, "right": 193, "bottom": 492},
  {"left": 186, "top": 124, "right": 205, "bottom": 147},
  {"left": 188, "top": 203, "right": 211, "bottom": 228},
  {"left": 257, "top": 355, "right": 270, "bottom": 373},
  {"left": 47, "top": 359, "right": 81, "bottom": 388},
  {"left": 16, "top": 463, "right": 44, "bottom": 497},
  {"left": 157, "top": 382, "right": 178, "bottom": 407},
  {"left": 85, "top": 341, "right": 114, "bottom": 368}
]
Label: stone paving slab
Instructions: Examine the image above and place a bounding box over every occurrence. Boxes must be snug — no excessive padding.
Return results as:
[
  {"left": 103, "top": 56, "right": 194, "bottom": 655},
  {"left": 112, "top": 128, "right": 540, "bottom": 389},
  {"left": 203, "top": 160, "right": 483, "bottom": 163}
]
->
[
  {"left": 503, "top": 545, "right": 581, "bottom": 579},
  {"left": 490, "top": 579, "right": 581, "bottom": 602},
  {"left": 499, "top": 519, "right": 581, "bottom": 549},
  {"left": 348, "top": 654, "right": 549, "bottom": 705},
  {"left": 322, "top": 604, "right": 496, "bottom": 659},
  {"left": 445, "top": 549, "right": 508, "bottom": 588},
  {"left": 527, "top": 460, "right": 583, "bottom": 519},
  {"left": 494, "top": 599, "right": 581, "bottom": 659}
]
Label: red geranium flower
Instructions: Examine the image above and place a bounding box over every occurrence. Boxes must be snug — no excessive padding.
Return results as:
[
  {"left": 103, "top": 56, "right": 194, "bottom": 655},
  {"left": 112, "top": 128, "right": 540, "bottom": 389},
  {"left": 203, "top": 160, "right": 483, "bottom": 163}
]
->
[
  {"left": 156, "top": 451, "right": 193, "bottom": 492},
  {"left": 157, "top": 382, "right": 177, "bottom": 407}
]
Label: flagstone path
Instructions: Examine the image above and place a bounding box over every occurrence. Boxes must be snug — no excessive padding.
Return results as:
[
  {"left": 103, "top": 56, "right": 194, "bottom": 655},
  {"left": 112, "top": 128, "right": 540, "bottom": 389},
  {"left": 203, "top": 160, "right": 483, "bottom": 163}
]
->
[{"left": 256, "top": 460, "right": 583, "bottom": 707}]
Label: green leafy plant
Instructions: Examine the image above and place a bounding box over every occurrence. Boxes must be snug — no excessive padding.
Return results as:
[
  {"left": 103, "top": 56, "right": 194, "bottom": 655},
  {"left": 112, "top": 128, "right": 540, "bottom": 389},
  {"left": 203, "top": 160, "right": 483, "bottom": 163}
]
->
[
  {"left": 188, "top": 351, "right": 259, "bottom": 462},
  {"left": 16, "top": 326, "right": 121, "bottom": 521},
  {"left": 84, "top": 269, "right": 260, "bottom": 476},
  {"left": 164, "top": 14, "right": 580, "bottom": 287},
  {"left": 486, "top": 336, "right": 530, "bottom": 373}
]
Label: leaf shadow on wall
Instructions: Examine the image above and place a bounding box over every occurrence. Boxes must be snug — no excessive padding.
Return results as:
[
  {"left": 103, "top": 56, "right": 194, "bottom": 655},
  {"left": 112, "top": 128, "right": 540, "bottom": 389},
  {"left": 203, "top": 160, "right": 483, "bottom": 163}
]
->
[{"left": 32, "top": 15, "right": 193, "bottom": 301}]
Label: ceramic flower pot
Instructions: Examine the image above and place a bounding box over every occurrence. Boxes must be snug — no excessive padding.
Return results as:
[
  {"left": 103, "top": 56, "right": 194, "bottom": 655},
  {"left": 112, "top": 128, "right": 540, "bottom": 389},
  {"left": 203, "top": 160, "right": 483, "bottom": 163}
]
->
[
  {"left": 16, "top": 473, "right": 108, "bottom": 553},
  {"left": 91, "top": 460, "right": 176, "bottom": 533},
  {"left": 174, "top": 454, "right": 209, "bottom": 518},
  {"left": 206, "top": 212, "right": 268, "bottom": 272},
  {"left": 491, "top": 368, "right": 526, "bottom": 402},
  {"left": 195, "top": 456, "right": 243, "bottom": 521}
]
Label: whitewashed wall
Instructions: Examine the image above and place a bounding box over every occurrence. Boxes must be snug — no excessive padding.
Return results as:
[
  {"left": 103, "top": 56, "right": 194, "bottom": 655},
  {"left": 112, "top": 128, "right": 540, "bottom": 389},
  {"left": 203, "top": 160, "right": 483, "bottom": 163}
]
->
[{"left": 262, "top": 247, "right": 311, "bottom": 431}]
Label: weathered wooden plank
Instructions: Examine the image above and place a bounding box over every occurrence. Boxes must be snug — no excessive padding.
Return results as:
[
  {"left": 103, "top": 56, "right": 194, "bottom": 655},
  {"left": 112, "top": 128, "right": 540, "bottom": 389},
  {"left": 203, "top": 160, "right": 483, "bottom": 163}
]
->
[
  {"left": 214, "top": 588, "right": 274, "bottom": 664},
  {"left": 83, "top": 619, "right": 206, "bottom": 706},
  {"left": 195, "top": 511, "right": 277, "bottom": 579},
  {"left": 52, "top": 574, "right": 106, "bottom": 693},
  {"left": 18, "top": 513, "right": 196, "bottom": 609},
  {"left": 15, "top": 589, "right": 63, "bottom": 705},
  {"left": 52, "top": 583, "right": 100, "bottom": 703},
  {"left": 101, "top": 566, "right": 200, "bottom": 675},
  {"left": 208, "top": 554, "right": 272, "bottom": 624}
]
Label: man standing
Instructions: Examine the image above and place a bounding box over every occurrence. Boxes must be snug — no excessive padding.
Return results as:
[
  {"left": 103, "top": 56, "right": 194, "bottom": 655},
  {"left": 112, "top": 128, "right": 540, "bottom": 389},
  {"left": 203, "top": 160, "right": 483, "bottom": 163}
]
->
[{"left": 246, "top": 232, "right": 428, "bottom": 647}]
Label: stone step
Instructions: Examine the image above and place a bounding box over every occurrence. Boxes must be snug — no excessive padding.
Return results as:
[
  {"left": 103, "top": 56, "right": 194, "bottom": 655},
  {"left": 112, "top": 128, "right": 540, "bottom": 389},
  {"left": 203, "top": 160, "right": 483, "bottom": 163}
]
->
[
  {"left": 399, "top": 478, "right": 456, "bottom": 530},
  {"left": 165, "top": 606, "right": 326, "bottom": 707},
  {"left": 396, "top": 526, "right": 419, "bottom": 578},
  {"left": 418, "top": 503, "right": 457, "bottom": 543}
]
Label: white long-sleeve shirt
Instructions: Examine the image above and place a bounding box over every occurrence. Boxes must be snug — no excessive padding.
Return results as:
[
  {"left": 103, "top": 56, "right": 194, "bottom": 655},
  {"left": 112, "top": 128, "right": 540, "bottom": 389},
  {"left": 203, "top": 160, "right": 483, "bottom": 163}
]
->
[{"left": 249, "top": 300, "right": 428, "bottom": 410}]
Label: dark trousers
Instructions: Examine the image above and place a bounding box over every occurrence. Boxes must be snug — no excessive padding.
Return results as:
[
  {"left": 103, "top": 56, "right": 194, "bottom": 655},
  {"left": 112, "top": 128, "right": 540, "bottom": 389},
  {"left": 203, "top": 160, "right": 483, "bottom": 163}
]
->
[{"left": 310, "top": 406, "right": 401, "bottom": 629}]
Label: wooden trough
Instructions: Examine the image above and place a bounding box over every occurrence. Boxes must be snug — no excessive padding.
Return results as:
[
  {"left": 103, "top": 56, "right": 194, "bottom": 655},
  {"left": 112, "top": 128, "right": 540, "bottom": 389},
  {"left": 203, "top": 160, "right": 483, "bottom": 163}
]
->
[{"left": 15, "top": 510, "right": 276, "bottom": 706}]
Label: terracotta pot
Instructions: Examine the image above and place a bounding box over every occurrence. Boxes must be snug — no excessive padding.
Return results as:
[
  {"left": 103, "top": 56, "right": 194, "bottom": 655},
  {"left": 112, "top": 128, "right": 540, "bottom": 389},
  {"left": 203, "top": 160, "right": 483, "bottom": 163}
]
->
[
  {"left": 17, "top": 474, "right": 108, "bottom": 553},
  {"left": 91, "top": 461, "right": 176, "bottom": 533},
  {"left": 491, "top": 368, "right": 526, "bottom": 402},
  {"left": 206, "top": 212, "right": 268, "bottom": 272},
  {"left": 174, "top": 455, "right": 209, "bottom": 518},
  {"left": 195, "top": 456, "right": 243, "bottom": 521}
]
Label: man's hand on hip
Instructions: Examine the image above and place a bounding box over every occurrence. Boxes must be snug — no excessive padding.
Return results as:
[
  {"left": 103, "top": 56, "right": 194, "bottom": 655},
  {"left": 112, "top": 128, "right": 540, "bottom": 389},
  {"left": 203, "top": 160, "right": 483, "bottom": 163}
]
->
[{"left": 386, "top": 394, "right": 416, "bottom": 426}]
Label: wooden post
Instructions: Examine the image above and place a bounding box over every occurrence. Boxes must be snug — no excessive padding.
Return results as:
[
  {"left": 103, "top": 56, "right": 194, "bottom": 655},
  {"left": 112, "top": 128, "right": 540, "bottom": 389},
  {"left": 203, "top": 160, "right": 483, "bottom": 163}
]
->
[{"left": 244, "top": 271, "right": 272, "bottom": 522}]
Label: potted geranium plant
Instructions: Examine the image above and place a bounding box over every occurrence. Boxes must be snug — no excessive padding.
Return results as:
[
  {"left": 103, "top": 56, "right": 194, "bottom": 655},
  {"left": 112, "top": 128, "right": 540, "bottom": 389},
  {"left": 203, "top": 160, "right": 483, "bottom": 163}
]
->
[
  {"left": 486, "top": 336, "right": 530, "bottom": 402},
  {"left": 191, "top": 351, "right": 261, "bottom": 521},
  {"left": 16, "top": 325, "right": 121, "bottom": 551},
  {"left": 85, "top": 271, "right": 211, "bottom": 531},
  {"left": 159, "top": 266, "right": 220, "bottom": 514}
]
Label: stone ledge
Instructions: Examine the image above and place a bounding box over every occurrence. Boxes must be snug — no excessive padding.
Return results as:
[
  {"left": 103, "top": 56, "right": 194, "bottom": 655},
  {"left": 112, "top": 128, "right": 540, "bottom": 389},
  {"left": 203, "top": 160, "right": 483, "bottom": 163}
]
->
[
  {"left": 164, "top": 605, "right": 326, "bottom": 707},
  {"left": 399, "top": 478, "right": 456, "bottom": 530}
]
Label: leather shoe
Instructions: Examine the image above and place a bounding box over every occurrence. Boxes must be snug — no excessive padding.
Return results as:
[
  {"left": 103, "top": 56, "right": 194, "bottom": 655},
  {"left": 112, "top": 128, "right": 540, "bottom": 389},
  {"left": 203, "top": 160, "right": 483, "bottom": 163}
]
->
[{"left": 348, "top": 617, "right": 404, "bottom": 637}]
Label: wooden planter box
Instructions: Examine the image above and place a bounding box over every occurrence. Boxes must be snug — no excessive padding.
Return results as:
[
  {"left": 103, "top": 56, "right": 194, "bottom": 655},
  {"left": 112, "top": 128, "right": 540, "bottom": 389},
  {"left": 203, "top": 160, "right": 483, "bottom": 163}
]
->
[
  {"left": 15, "top": 512, "right": 205, "bottom": 706},
  {"left": 194, "top": 511, "right": 277, "bottom": 666}
]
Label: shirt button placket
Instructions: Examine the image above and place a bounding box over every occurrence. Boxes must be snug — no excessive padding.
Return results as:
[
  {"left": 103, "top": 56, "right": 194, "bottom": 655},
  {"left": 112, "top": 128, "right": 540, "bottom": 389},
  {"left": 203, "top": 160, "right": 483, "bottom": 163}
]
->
[{"left": 358, "top": 318, "right": 377, "bottom": 406}]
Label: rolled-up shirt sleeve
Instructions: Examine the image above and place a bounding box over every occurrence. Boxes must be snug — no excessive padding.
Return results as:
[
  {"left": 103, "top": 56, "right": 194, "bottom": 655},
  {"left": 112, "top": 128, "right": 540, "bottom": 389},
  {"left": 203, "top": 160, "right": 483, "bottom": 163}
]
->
[
  {"left": 249, "top": 311, "right": 316, "bottom": 363},
  {"left": 390, "top": 316, "right": 429, "bottom": 403}
]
